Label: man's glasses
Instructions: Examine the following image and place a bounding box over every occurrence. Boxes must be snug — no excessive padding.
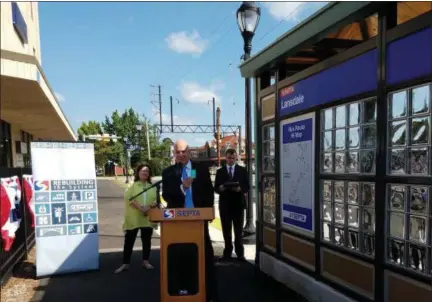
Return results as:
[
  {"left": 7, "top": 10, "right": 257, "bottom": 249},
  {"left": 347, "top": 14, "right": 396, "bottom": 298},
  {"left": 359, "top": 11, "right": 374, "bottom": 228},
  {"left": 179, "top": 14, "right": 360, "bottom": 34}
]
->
[{"left": 175, "top": 150, "right": 187, "bottom": 155}]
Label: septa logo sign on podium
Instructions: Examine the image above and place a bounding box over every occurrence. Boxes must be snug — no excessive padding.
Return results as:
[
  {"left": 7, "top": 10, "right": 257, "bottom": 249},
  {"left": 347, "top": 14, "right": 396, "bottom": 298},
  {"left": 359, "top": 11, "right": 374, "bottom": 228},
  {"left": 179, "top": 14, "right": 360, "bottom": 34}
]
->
[
  {"left": 177, "top": 209, "right": 200, "bottom": 217},
  {"left": 163, "top": 209, "right": 175, "bottom": 219}
]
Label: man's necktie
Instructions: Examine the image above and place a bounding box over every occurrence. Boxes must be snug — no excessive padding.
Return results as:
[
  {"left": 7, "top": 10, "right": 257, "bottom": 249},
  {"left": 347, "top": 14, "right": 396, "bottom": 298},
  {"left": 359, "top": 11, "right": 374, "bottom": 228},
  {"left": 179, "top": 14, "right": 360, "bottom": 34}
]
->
[
  {"left": 229, "top": 166, "right": 233, "bottom": 180},
  {"left": 182, "top": 166, "right": 194, "bottom": 208}
]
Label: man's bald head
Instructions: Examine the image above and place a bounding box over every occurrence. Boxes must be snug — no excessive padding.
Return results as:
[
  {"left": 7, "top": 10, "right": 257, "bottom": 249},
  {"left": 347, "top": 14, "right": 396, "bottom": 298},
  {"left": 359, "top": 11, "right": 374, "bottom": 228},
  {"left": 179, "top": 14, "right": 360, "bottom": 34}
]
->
[
  {"left": 174, "top": 139, "right": 189, "bottom": 151},
  {"left": 173, "top": 139, "right": 190, "bottom": 164}
]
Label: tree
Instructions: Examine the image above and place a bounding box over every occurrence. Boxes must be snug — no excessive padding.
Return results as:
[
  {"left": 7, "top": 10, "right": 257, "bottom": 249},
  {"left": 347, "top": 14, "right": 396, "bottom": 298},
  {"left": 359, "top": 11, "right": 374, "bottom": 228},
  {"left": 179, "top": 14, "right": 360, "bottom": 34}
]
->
[
  {"left": 78, "top": 108, "right": 172, "bottom": 176},
  {"left": 102, "top": 108, "right": 171, "bottom": 172},
  {"left": 76, "top": 121, "right": 122, "bottom": 168},
  {"left": 77, "top": 120, "right": 102, "bottom": 141}
]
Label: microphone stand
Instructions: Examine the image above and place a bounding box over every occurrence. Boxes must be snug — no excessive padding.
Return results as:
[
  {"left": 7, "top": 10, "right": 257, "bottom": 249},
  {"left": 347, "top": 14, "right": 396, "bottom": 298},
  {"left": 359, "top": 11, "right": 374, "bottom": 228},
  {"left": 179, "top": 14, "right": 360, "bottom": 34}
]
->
[
  {"left": 128, "top": 180, "right": 165, "bottom": 209},
  {"left": 128, "top": 165, "right": 181, "bottom": 208}
]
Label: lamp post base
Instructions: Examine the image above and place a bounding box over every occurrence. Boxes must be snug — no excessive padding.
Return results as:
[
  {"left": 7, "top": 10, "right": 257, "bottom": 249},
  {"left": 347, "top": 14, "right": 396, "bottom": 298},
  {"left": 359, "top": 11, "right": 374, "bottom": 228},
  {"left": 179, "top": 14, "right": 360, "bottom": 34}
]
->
[{"left": 243, "top": 220, "right": 256, "bottom": 236}]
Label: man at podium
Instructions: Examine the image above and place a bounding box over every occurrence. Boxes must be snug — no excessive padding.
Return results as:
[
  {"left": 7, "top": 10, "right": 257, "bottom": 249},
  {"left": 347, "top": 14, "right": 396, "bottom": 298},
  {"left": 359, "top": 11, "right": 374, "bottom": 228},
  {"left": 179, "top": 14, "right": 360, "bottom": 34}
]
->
[{"left": 162, "top": 139, "right": 218, "bottom": 302}]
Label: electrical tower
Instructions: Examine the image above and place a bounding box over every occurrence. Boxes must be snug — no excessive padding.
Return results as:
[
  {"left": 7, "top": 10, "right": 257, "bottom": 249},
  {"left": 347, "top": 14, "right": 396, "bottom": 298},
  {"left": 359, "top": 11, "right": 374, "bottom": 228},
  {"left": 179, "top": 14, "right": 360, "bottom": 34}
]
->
[
  {"left": 154, "top": 96, "right": 241, "bottom": 167},
  {"left": 150, "top": 84, "right": 163, "bottom": 133}
]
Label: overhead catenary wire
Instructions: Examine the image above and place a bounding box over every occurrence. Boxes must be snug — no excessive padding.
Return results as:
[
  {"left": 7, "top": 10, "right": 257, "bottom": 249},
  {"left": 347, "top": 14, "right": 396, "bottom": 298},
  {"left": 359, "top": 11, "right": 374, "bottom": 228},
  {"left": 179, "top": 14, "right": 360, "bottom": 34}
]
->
[
  {"left": 195, "top": 2, "right": 310, "bottom": 85},
  {"left": 162, "top": 9, "right": 237, "bottom": 93},
  {"left": 165, "top": 3, "right": 314, "bottom": 118},
  {"left": 256, "top": 3, "right": 306, "bottom": 44}
]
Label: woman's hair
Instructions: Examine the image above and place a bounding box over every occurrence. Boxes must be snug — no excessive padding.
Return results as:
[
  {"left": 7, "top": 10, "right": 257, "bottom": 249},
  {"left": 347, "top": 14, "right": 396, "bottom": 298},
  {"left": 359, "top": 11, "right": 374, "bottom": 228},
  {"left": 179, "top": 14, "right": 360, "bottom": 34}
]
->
[{"left": 134, "top": 164, "right": 152, "bottom": 183}]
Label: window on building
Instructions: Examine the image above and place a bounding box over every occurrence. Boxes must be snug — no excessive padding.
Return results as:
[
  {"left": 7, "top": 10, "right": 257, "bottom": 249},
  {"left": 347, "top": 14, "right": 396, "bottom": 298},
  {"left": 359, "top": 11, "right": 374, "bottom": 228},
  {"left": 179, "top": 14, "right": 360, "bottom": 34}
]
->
[
  {"left": 262, "top": 123, "right": 276, "bottom": 225},
  {"left": 263, "top": 177, "right": 276, "bottom": 225},
  {"left": 386, "top": 83, "right": 431, "bottom": 276},
  {"left": 388, "top": 84, "right": 430, "bottom": 175},
  {"left": 0, "top": 120, "right": 13, "bottom": 167},
  {"left": 320, "top": 98, "right": 377, "bottom": 256},
  {"left": 20, "top": 130, "right": 33, "bottom": 168},
  {"left": 261, "top": 94, "right": 275, "bottom": 122},
  {"left": 262, "top": 124, "right": 275, "bottom": 173}
]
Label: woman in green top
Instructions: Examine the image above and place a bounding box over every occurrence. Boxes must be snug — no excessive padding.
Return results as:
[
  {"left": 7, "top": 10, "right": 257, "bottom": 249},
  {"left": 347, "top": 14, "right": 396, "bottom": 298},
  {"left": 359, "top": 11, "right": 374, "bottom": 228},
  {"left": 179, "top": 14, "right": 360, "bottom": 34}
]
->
[{"left": 115, "top": 164, "right": 158, "bottom": 273}]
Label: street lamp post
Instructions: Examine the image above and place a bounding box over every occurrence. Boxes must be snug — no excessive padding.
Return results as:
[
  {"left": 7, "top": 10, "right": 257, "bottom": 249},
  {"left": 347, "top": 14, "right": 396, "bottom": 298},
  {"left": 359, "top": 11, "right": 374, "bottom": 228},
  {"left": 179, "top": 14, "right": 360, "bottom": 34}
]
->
[
  {"left": 237, "top": 1, "right": 260, "bottom": 235},
  {"left": 123, "top": 137, "right": 131, "bottom": 184},
  {"left": 136, "top": 122, "right": 151, "bottom": 160}
]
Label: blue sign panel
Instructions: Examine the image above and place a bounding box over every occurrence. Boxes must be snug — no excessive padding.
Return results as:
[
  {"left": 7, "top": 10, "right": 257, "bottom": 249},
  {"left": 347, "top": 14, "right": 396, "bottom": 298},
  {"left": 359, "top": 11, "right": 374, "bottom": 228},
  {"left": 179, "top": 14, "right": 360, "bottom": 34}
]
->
[
  {"left": 67, "top": 213, "right": 82, "bottom": 224},
  {"left": 84, "top": 224, "right": 98, "bottom": 234},
  {"left": 282, "top": 118, "right": 313, "bottom": 144},
  {"left": 36, "top": 215, "right": 51, "bottom": 226},
  {"left": 51, "top": 203, "right": 66, "bottom": 225},
  {"left": 82, "top": 191, "right": 96, "bottom": 201},
  {"left": 279, "top": 49, "right": 378, "bottom": 117},
  {"left": 387, "top": 28, "right": 432, "bottom": 85},
  {"left": 35, "top": 203, "right": 50, "bottom": 215},
  {"left": 68, "top": 225, "right": 83, "bottom": 236},
  {"left": 67, "top": 191, "right": 81, "bottom": 201},
  {"left": 36, "top": 226, "right": 67, "bottom": 238},
  {"left": 82, "top": 212, "right": 97, "bottom": 223},
  {"left": 35, "top": 192, "right": 50, "bottom": 203},
  {"left": 51, "top": 191, "right": 66, "bottom": 202}
]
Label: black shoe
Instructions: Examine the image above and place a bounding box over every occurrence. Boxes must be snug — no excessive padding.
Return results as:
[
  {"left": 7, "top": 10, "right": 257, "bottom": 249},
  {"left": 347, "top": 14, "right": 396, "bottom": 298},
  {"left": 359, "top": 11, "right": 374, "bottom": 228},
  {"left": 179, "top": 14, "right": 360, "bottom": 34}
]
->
[
  {"left": 236, "top": 256, "right": 247, "bottom": 262},
  {"left": 218, "top": 256, "right": 232, "bottom": 262}
]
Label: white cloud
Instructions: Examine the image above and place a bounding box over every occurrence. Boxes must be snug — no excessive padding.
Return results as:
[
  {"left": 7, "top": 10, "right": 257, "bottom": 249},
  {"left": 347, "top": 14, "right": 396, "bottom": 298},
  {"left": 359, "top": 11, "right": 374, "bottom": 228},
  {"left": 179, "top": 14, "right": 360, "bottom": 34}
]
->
[
  {"left": 165, "top": 30, "right": 209, "bottom": 55},
  {"left": 55, "top": 92, "right": 65, "bottom": 102},
  {"left": 178, "top": 80, "right": 224, "bottom": 104},
  {"left": 264, "top": 2, "right": 304, "bottom": 22}
]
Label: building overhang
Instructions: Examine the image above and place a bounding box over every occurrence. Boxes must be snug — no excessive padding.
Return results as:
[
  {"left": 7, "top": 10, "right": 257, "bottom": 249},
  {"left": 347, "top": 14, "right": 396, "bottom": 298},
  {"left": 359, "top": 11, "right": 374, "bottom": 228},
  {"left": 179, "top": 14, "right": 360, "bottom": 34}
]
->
[
  {"left": 239, "top": 1, "right": 380, "bottom": 78},
  {"left": 0, "top": 50, "right": 76, "bottom": 141}
]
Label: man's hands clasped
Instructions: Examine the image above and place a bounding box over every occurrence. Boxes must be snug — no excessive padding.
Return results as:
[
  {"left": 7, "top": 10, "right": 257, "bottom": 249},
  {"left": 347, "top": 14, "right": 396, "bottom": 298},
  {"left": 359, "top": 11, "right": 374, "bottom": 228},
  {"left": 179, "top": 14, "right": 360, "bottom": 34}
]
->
[
  {"left": 219, "top": 185, "right": 241, "bottom": 193},
  {"left": 182, "top": 177, "right": 193, "bottom": 190}
]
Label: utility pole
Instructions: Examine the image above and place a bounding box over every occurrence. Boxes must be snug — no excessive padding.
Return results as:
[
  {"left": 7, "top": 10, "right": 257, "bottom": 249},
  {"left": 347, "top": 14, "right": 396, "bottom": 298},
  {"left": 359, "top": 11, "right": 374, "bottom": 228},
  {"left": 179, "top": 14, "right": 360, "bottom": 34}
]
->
[
  {"left": 216, "top": 107, "right": 221, "bottom": 167},
  {"left": 170, "top": 96, "right": 174, "bottom": 132},
  {"left": 158, "top": 85, "right": 162, "bottom": 134},
  {"left": 212, "top": 97, "right": 216, "bottom": 132},
  {"left": 150, "top": 84, "right": 163, "bottom": 134},
  {"left": 145, "top": 121, "right": 151, "bottom": 160}
]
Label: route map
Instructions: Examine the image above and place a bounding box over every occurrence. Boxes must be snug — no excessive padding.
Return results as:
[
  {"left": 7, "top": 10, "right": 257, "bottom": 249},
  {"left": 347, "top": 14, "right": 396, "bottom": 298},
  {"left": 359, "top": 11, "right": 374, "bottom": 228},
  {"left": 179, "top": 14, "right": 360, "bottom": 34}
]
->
[
  {"left": 280, "top": 114, "right": 315, "bottom": 233},
  {"left": 282, "top": 141, "right": 312, "bottom": 207}
]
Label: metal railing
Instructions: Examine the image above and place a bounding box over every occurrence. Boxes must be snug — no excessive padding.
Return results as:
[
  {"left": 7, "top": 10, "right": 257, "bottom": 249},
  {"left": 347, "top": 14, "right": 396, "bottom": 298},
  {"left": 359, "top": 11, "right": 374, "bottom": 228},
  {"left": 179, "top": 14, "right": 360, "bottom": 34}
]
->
[{"left": 0, "top": 167, "right": 35, "bottom": 286}]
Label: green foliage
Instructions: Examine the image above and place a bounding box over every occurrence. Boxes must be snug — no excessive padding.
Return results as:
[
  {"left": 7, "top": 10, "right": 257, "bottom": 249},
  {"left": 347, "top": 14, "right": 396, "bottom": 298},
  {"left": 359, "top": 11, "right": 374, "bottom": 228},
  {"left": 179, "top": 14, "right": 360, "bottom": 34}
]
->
[
  {"left": 78, "top": 108, "right": 172, "bottom": 175},
  {"left": 77, "top": 120, "right": 123, "bottom": 168}
]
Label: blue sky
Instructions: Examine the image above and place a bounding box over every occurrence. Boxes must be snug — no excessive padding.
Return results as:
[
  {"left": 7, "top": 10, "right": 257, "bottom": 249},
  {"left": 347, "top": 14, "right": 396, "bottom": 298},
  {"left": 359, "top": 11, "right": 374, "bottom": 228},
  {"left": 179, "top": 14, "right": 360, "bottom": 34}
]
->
[{"left": 39, "top": 1, "right": 327, "bottom": 146}]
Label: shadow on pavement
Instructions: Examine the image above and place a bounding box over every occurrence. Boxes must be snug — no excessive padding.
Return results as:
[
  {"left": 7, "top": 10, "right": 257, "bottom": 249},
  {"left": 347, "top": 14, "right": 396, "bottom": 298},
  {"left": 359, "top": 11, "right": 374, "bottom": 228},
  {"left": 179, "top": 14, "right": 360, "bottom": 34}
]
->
[{"left": 33, "top": 248, "right": 307, "bottom": 302}]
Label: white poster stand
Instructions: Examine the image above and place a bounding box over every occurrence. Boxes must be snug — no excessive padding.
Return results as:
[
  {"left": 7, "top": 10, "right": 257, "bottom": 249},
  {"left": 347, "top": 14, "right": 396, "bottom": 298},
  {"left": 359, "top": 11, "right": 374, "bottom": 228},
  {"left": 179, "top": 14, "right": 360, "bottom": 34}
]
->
[{"left": 31, "top": 142, "right": 99, "bottom": 277}]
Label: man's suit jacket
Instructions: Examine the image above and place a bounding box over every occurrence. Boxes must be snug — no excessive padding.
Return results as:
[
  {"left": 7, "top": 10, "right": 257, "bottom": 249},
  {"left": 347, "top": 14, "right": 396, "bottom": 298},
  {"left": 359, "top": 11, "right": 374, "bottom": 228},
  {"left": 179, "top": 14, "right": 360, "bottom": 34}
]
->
[
  {"left": 214, "top": 164, "right": 249, "bottom": 211},
  {"left": 162, "top": 162, "right": 214, "bottom": 209}
]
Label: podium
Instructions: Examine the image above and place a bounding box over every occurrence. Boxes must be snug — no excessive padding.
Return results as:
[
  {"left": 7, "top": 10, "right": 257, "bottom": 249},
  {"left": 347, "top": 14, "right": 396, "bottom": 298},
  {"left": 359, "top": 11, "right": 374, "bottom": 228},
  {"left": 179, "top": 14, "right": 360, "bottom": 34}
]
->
[{"left": 149, "top": 207, "right": 215, "bottom": 302}]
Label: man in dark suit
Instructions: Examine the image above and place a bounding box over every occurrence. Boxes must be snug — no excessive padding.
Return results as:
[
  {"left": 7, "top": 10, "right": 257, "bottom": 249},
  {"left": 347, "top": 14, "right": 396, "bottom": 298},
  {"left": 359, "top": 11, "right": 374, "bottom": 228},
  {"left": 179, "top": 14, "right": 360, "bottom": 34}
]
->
[
  {"left": 162, "top": 139, "right": 217, "bottom": 302},
  {"left": 214, "top": 148, "right": 250, "bottom": 262}
]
